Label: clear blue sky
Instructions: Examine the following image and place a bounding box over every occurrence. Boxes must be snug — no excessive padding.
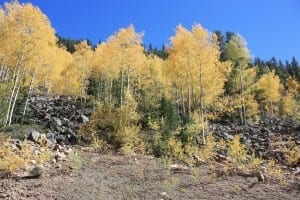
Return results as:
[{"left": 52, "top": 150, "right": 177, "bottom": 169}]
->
[{"left": 3, "top": 0, "right": 300, "bottom": 61}]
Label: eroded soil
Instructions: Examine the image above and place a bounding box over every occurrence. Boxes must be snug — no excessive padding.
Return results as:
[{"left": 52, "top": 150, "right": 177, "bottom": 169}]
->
[{"left": 0, "top": 150, "right": 299, "bottom": 200}]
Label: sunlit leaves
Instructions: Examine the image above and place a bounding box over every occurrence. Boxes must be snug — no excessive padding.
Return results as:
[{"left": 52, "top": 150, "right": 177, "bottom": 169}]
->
[
  {"left": 256, "top": 71, "right": 281, "bottom": 103},
  {"left": 167, "top": 24, "right": 230, "bottom": 112}
]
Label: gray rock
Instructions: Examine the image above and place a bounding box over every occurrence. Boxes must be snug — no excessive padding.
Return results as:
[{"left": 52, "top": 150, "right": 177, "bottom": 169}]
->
[
  {"left": 30, "top": 130, "right": 40, "bottom": 142},
  {"left": 80, "top": 114, "right": 89, "bottom": 124},
  {"left": 260, "top": 127, "right": 271, "bottom": 133},
  {"left": 55, "top": 152, "right": 66, "bottom": 161},
  {"left": 53, "top": 117, "right": 62, "bottom": 127},
  {"left": 28, "top": 166, "right": 44, "bottom": 178},
  {"left": 223, "top": 132, "right": 234, "bottom": 140},
  {"left": 46, "top": 132, "right": 57, "bottom": 144},
  {"left": 246, "top": 176, "right": 259, "bottom": 185}
]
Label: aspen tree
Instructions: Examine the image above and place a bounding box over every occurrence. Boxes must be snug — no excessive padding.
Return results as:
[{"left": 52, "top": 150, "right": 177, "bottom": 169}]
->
[
  {"left": 168, "top": 24, "right": 230, "bottom": 144},
  {"left": 73, "top": 41, "right": 94, "bottom": 103},
  {"left": 255, "top": 71, "right": 282, "bottom": 116},
  {"left": 0, "top": 1, "right": 56, "bottom": 125}
]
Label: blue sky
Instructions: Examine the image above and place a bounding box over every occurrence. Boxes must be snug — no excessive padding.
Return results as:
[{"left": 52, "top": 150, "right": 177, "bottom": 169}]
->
[{"left": 3, "top": 0, "right": 300, "bottom": 61}]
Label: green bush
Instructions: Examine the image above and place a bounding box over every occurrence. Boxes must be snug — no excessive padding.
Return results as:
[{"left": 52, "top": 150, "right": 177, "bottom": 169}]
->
[{"left": 80, "top": 91, "right": 142, "bottom": 154}]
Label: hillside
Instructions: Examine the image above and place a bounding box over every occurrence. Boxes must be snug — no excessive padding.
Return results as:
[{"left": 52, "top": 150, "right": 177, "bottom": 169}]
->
[{"left": 0, "top": 1, "right": 300, "bottom": 199}]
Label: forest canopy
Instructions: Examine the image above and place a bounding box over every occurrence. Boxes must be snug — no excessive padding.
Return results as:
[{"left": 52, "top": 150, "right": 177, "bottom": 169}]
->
[{"left": 0, "top": 1, "right": 299, "bottom": 132}]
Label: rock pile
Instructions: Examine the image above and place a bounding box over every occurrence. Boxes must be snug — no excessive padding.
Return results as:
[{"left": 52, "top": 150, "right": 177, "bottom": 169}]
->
[
  {"left": 25, "top": 95, "right": 299, "bottom": 166},
  {"left": 212, "top": 117, "right": 300, "bottom": 165},
  {"left": 26, "top": 95, "right": 92, "bottom": 144}
]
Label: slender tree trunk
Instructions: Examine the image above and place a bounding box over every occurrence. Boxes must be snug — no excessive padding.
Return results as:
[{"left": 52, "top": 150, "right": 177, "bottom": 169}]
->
[
  {"left": 5, "top": 66, "right": 21, "bottom": 125},
  {"left": 8, "top": 63, "right": 27, "bottom": 125},
  {"left": 199, "top": 64, "right": 206, "bottom": 145},
  {"left": 109, "top": 76, "right": 113, "bottom": 107},
  {"left": 0, "top": 65, "right": 4, "bottom": 81},
  {"left": 191, "top": 85, "right": 195, "bottom": 111},
  {"left": 99, "top": 74, "right": 103, "bottom": 101},
  {"left": 1, "top": 66, "right": 9, "bottom": 82},
  {"left": 239, "top": 67, "right": 246, "bottom": 125},
  {"left": 4, "top": 66, "right": 10, "bottom": 82},
  {"left": 188, "top": 86, "right": 191, "bottom": 116},
  {"left": 270, "top": 101, "right": 273, "bottom": 117},
  {"left": 120, "top": 70, "right": 124, "bottom": 109},
  {"left": 80, "top": 76, "right": 84, "bottom": 105},
  {"left": 98, "top": 79, "right": 101, "bottom": 101},
  {"left": 239, "top": 108, "right": 244, "bottom": 126},
  {"left": 181, "top": 87, "right": 186, "bottom": 115},
  {"left": 176, "top": 87, "right": 180, "bottom": 127},
  {"left": 103, "top": 78, "right": 106, "bottom": 105},
  {"left": 9, "top": 76, "right": 22, "bottom": 125},
  {"left": 200, "top": 102, "right": 205, "bottom": 145},
  {"left": 127, "top": 66, "right": 130, "bottom": 92},
  {"left": 23, "top": 69, "right": 36, "bottom": 116}
]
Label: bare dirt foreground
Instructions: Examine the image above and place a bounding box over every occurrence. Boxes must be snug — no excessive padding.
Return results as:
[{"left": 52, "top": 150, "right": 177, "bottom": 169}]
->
[{"left": 0, "top": 150, "right": 299, "bottom": 200}]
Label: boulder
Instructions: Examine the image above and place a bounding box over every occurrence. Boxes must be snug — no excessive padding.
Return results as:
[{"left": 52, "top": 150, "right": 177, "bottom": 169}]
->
[
  {"left": 79, "top": 114, "right": 89, "bottom": 124},
  {"left": 29, "top": 130, "right": 40, "bottom": 142}
]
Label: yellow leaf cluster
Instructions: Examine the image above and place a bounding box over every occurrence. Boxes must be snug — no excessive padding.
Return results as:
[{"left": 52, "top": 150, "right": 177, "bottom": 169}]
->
[{"left": 255, "top": 71, "right": 282, "bottom": 103}]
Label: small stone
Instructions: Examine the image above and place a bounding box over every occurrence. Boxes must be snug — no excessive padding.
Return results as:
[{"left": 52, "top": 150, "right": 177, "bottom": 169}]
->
[
  {"left": 64, "top": 148, "right": 73, "bottom": 154},
  {"left": 80, "top": 114, "right": 89, "bottom": 124},
  {"left": 293, "top": 168, "right": 300, "bottom": 176},
  {"left": 33, "top": 149, "right": 41, "bottom": 155},
  {"left": 55, "top": 164, "right": 61, "bottom": 169},
  {"left": 53, "top": 144, "right": 63, "bottom": 151},
  {"left": 224, "top": 132, "right": 234, "bottom": 140},
  {"left": 160, "top": 192, "right": 167, "bottom": 196},
  {"left": 53, "top": 117, "right": 62, "bottom": 127},
  {"left": 55, "top": 152, "right": 66, "bottom": 161},
  {"left": 260, "top": 127, "right": 271, "bottom": 133},
  {"left": 29, "top": 166, "right": 44, "bottom": 178},
  {"left": 256, "top": 171, "right": 265, "bottom": 182},
  {"left": 39, "top": 134, "right": 50, "bottom": 146},
  {"left": 30, "top": 160, "right": 36, "bottom": 165},
  {"left": 30, "top": 130, "right": 40, "bottom": 142},
  {"left": 246, "top": 177, "right": 259, "bottom": 185},
  {"left": 170, "top": 164, "right": 189, "bottom": 171}
]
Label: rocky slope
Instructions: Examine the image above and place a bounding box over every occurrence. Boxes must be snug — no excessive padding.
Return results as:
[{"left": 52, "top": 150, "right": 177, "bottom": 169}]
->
[
  {"left": 25, "top": 95, "right": 300, "bottom": 166},
  {"left": 26, "top": 95, "right": 92, "bottom": 144},
  {"left": 212, "top": 118, "right": 300, "bottom": 165}
]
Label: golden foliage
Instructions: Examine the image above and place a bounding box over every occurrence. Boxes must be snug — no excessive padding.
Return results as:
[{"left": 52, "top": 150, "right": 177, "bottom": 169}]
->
[
  {"left": 255, "top": 71, "right": 282, "bottom": 103},
  {"left": 167, "top": 136, "right": 185, "bottom": 160},
  {"left": 167, "top": 24, "right": 231, "bottom": 113},
  {"left": 285, "top": 146, "right": 300, "bottom": 166},
  {"left": 0, "top": 139, "right": 24, "bottom": 174},
  {"left": 195, "top": 133, "right": 217, "bottom": 162},
  {"left": 0, "top": 137, "right": 52, "bottom": 175},
  {"left": 228, "top": 135, "right": 247, "bottom": 167},
  {"left": 80, "top": 91, "right": 142, "bottom": 154},
  {"left": 286, "top": 77, "right": 299, "bottom": 95},
  {"left": 282, "top": 93, "right": 298, "bottom": 118},
  {"left": 264, "top": 159, "right": 285, "bottom": 182}
]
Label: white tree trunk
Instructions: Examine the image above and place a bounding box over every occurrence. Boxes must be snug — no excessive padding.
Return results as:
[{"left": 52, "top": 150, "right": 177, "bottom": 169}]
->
[
  {"left": 5, "top": 67, "right": 21, "bottom": 125},
  {"left": 23, "top": 69, "right": 36, "bottom": 116}
]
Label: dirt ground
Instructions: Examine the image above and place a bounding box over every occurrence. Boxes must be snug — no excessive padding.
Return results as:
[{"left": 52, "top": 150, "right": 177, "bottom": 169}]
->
[{"left": 0, "top": 150, "right": 299, "bottom": 200}]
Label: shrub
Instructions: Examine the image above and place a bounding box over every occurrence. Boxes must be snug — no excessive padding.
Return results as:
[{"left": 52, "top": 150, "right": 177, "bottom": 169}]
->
[
  {"left": 80, "top": 91, "right": 142, "bottom": 154},
  {"left": 196, "top": 133, "right": 217, "bottom": 162},
  {"left": 264, "top": 159, "right": 286, "bottom": 183},
  {"left": 116, "top": 125, "right": 140, "bottom": 154},
  {"left": 181, "top": 112, "right": 206, "bottom": 145},
  {"left": 0, "top": 137, "right": 53, "bottom": 175},
  {"left": 0, "top": 138, "right": 24, "bottom": 175},
  {"left": 167, "top": 136, "right": 184, "bottom": 160},
  {"left": 228, "top": 135, "right": 247, "bottom": 168}
]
